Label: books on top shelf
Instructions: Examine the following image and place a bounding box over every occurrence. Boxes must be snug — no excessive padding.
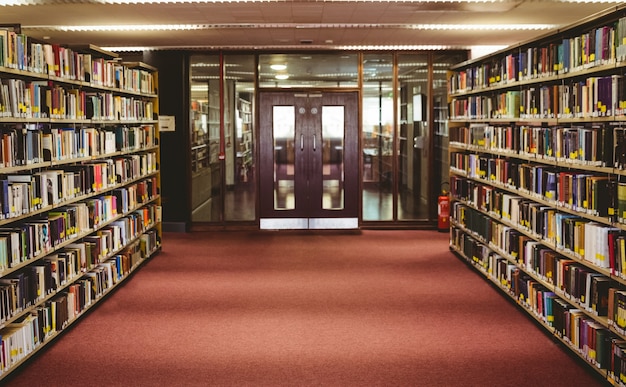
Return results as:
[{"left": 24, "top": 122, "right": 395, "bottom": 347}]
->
[
  {"left": 449, "top": 16, "right": 626, "bottom": 95},
  {"left": 0, "top": 30, "right": 156, "bottom": 95}
]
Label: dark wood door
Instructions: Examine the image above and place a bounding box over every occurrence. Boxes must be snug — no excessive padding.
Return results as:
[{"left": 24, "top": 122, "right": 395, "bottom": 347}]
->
[{"left": 259, "top": 91, "right": 359, "bottom": 229}]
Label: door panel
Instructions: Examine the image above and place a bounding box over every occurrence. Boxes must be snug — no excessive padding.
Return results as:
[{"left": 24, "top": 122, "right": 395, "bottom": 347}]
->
[
  {"left": 271, "top": 105, "right": 296, "bottom": 211},
  {"left": 259, "top": 91, "right": 358, "bottom": 228}
]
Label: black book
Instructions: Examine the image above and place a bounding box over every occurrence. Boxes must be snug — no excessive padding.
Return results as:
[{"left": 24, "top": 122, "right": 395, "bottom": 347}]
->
[
  {"left": 599, "top": 124, "right": 614, "bottom": 167},
  {"left": 591, "top": 276, "right": 610, "bottom": 316},
  {"left": 615, "top": 127, "right": 626, "bottom": 168},
  {"left": 552, "top": 298, "right": 570, "bottom": 337}
]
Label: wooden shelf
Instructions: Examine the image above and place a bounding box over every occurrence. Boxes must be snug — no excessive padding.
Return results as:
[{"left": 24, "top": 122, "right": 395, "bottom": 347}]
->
[{"left": 0, "top": 35, "right": 162, "bottom": 380}]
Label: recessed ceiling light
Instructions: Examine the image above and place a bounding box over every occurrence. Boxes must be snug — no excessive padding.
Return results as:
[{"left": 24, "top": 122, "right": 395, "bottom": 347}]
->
[
  {"left": 270, "top": 64, "right": 287, "bottom": 71},
  {"left": 275, "top": 74, "right": 289, "bottom": 80}
]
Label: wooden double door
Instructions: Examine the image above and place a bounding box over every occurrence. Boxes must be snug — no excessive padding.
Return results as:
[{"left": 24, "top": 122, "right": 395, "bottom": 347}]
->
[{"left": 259, "top": 91, "right": 359, "bottom": 229}]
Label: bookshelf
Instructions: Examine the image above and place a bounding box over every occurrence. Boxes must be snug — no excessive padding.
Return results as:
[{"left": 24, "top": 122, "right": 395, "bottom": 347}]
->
[
  {"left": 448, "top": 5, "right": 626, "bottom": 384},
  {"left": 237, "top": 96, "right": 252, "bottom": 183},
  {"left": 0, "top": 30, "right": 161, "bottom": 379}
]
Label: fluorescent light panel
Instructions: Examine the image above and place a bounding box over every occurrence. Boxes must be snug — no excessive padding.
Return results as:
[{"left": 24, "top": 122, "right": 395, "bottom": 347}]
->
[
  {"left": 1, "top": 0, "right": 622, "bottom": 4},
  {"left": 28, "top": 22, "right": 557, "bottom": 32}
]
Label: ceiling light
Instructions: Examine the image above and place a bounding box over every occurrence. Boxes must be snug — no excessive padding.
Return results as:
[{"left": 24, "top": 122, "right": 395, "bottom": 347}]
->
[
  {"left": 341, "top": 45, "right": 453, "bottom": 50},
  {"left": 1, "top": 0, "right": 621, "bottom": 4},
  {"left": 58, "top": 24, "right": 206, "bottom": 32},
  {"left": 275, "top": 74, "right": 289, "bottom": 80},
  {"left": 16, "top": 0, "right": 622, "bottom": 3},
  {"left": 105, "top": 46, "right": 153, "bottom": 52},
  {"left": 470, "top": 45, "right": 508, "bottom": 58},
  {"left": 25, "top": 22, "right": 558, "bottom": 33},
  {"left": 411, "top": 24, "right": 555, "bottom": 31},
  {"left": 270, "top": 64, "right": 287, "bottom": 71},
  {"left": 314, "top": 73, "right": 358, "bottom": 78},
  {"left": 191, "top": 63, "right": 220, "bottom": 67}
]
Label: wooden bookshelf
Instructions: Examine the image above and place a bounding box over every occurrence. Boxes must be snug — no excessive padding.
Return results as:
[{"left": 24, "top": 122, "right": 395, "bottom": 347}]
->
[
  {"left": 448, "top": 5, "right": 626, "bottom": 385},
  {"left": 0, "top": 30, "right": 161, "bottom": 380}
]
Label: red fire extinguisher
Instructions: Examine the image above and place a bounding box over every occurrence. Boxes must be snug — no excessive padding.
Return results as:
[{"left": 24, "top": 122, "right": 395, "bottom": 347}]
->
[{"left": 438, "top": 183, "right": 450, "bottom": 232}]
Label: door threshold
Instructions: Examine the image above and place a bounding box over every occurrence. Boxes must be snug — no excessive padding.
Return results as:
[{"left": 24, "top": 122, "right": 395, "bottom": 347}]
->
[{"left": 260, "top": 218, "right": 358, "bottom": 230}]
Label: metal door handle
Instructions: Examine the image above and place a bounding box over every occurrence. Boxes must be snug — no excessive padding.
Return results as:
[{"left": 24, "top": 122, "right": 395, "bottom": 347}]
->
[
  {"left": 313, "top": 134, "right": 316, "bottom": 151},
  {"left": 300, "top": 134, "right": 304, "bottom": 150}
]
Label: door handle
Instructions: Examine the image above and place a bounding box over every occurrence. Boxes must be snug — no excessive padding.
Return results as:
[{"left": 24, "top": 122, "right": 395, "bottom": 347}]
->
[
  {"left": 300, "top": 134, "right": 304, "bottom": 151},
  {"left": 313, "top": 134, "right": 316, "bottom": 151}
]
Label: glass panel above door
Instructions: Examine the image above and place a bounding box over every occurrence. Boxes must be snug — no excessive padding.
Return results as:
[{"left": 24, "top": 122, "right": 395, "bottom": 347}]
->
[{"left": 258, "top": 54, "right": 358, "bottom": 88}]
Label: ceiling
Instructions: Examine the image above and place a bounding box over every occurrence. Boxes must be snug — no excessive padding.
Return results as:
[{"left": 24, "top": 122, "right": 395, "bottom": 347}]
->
[{"left": 0, "top": 1, "right": 619, "bottom": 55}]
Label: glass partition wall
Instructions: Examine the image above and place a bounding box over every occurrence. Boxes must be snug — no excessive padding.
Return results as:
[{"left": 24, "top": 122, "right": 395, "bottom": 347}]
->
[
  {"left": 432, "top": 52, "right": 468, "bottom": 221},
  {"left": 190, "top": 55, "right": 220, "bottom": 222},
  {"left": 190, "top": 55, "right": 257, "bottom": 222},
  {"left": 396, "top": 54, "right": 430, "bottom": 221},
  {"left": 224, "top": 55, "right": 256, "bottom": 221},
  {"left": 189, "top": 51, "right": 467, "bottom": 227},
  {"left": 362, "top": 54, "right": 394, "bottom": 221}
]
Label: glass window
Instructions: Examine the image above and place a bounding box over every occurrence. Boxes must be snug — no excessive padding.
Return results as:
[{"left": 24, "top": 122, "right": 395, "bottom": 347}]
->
[
  {"left": 224, "top": 54, "right": 256, "bottom": 221},
  {"left": 362, "top": 54, "right": 394, "bottom": 221},
  {"left": 190, "top": 54, "right": 257, "bottom": 223},
  {"left": 397, "top": 53, "right": 430, "bottom": 221},
  {"left": 259, "top": 54, "right": 358, "bottom": 88},
  {"left": 190, "top": 54, "right": 221, "bottom": 222},
  {"left": 432, "top": 52, "right": 468, "bottom": 220}
]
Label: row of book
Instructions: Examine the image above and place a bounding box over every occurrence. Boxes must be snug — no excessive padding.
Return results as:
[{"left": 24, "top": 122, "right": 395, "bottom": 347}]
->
[
  {"left": 450, "top": 74, "right": 626, "bottom": 121},
  {"left": 451, "top": 198, "right": 626, "bottom": 279},
  {"left": 0, "top": 29, "right": 155, "bottom": 94},
  {"left": 448, "top": 16, "right": 626, "bottom": 94},
  {"left": 450, "top": 153, "right": 617, "bottom": 219},
  {"left": 0, "top": 209, "right": 159, "bottom": 323},
  {"left": 453, "top": 206, "right": 614, "bottom": 305},
  {"left": 0, "top": 153, "right": 158, "bottom": 220},
  {"left": 0, "top": 179, "right": 159, "bottom": 271},
  {"left": 0, "top": 78, "right": 155, "bottom": 121},
  {"left": 451, "top": 226, "right": 626, "bottom": 384},
  {"left": 449, "top": 124, "right": 625, "bottom": 169},
  {"left": 451, "top": 229, "right": 616, "bottom": 373},
  {"left": 451, "top": 166, "right": 586, "bottom": 220},
  {"left": 0, "top": 231, "right": 158, "bottom": 375},
  {"left": 0, "top": 123, "right": 157, "bottom": 168},
  {"left": 519, "top": 77, "right": 624, "bottom": 120}
]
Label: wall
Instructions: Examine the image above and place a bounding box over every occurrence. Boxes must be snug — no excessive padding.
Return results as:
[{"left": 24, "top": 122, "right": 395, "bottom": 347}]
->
[{"left": 143, "top": 51, "right": 190, "bottom": 231}]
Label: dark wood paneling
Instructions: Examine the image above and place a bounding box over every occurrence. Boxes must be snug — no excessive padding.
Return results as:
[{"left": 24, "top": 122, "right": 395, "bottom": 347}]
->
[{"left": 143, "top": 51, "right": 190, "bottom": 227}]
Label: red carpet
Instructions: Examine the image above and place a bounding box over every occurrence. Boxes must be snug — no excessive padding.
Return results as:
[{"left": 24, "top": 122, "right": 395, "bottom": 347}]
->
[{"left": 4, "top": 230, "right": 605, "bottom": 386}]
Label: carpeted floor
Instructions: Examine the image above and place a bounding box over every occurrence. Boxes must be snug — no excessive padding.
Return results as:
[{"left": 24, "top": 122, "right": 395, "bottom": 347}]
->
[{"left": 3, "top": 230, "right": 606, "bottom": 386}]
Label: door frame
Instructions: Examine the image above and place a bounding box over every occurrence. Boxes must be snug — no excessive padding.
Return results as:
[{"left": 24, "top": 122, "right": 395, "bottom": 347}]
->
[{"left": 258, "top": 89, "right": 360, "bottom": 229}]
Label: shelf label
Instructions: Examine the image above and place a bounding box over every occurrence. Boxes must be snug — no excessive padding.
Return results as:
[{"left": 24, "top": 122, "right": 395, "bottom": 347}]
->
[{"left": 159, "top": 115, "right": 176, "bottom": 132}]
